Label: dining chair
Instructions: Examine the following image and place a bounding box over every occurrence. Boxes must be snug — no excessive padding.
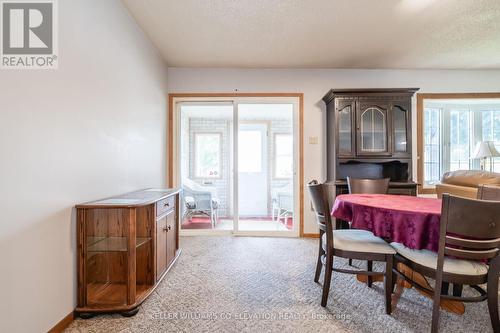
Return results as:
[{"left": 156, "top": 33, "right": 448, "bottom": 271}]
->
[
  {"left": 445, "top": 185, "right": 500, "bottom": 299},
  {"left": 347, "top": 177, "right": 390, "bottom": 194},
  {"left": 477, "top": 184, "right": 500, "bottom": 201},
  {"left": 308, "top": 180, "right": 396, "bottom": 313},
  {"left": 346, "top": 177, "right": 390, "bottom": 282},
  {"left": 391, "top": 194, "right": 500, "bottom": 333}
]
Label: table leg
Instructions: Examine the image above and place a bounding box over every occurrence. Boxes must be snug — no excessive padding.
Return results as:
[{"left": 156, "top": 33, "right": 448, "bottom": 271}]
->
[
  {"left": 392, "top": 263, "right": 465, "bottom": 315},
  {"left": 356, "top": 274, "right": 384, "bottom": 284},
  {"left": 355, "top": 264, "right": 465, "bottom": 315}
]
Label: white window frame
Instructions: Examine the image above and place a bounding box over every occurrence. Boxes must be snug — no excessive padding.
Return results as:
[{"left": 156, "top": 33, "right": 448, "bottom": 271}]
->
[
  {"left": 193, "top": 132, "right": 223, "bottom": 179},
  {"left": 273, "top": 132, "right": 293, "bottom": 179},
  {"left": 419, "top": 96, "right": 500, "bottom": 192}
]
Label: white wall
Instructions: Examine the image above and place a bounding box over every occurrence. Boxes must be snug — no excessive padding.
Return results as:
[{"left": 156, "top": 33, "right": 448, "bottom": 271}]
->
[
  {"left": 167, "top": 68, "right": 500, "bottom": 234},
  {"left": 0, "top": 1, "right": 168, "bottom": 331}
]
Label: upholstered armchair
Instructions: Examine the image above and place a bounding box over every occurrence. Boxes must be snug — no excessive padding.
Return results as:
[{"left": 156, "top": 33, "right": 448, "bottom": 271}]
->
[
  {"left": 182, "top": 178, "right": 220, "bottom": 227},
  {"left": 435, "top": 170, "right": 500, "bottom": 199}
]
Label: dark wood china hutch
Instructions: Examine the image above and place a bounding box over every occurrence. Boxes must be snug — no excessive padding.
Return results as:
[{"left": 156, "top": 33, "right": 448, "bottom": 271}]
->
[{"left": 323, "top": 88, "right": 419, "bottom": 199}]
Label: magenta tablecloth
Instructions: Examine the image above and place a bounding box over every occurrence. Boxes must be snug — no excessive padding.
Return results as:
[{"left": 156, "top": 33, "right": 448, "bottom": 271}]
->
[{"left": 331, "top": 194, "right": 442, "bottom": 252}]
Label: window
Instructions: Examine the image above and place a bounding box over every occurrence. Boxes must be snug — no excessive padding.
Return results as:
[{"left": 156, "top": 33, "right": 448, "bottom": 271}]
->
[
  {"left": 238, "top": 130, "right": 262, "bottom": 173},
  {"left": 274, "top": 133, "right": 293, "bottom": 178},
  {"left": 482, "top": 109, "right": 500, "bottom": 171},
  {"left": 423, "top": 107, "right": 441, "bottom": 186},
  {"left": 420, "top": 97, "right": 500, "bottom": 189},
  {"left": 194, "top": 132, "right": 221, "bottom": 178}
]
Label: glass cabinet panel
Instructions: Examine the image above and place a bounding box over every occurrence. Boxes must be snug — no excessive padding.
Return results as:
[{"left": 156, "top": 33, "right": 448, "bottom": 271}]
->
[
  {"left": 136, "top": 206, "right": 154, "bottom": 301},
  {"left": 338, "top": 105, "right": 352, "bottom": 155},
  {"left": 85, "top": 209, "right": 128, "bottom": 306},
  {"left": 360, "top": 107, "right": 387, "bottom": 152},
  {"left": 394, "top": 106, "right": 408, "bottom": 152}
]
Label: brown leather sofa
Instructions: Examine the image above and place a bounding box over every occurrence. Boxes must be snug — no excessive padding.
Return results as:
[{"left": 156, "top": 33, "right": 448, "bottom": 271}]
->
[{"left": 435, "top": 170, "right": 500, "bottom": 199}]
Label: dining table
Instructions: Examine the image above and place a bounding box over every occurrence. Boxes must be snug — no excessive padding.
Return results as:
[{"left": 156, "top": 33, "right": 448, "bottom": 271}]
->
[{"left": 331, "top": 193, "right": 465, "bottom": 315}]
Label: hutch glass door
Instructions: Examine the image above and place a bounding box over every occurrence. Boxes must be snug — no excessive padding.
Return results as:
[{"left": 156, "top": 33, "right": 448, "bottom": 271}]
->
[
  {"left": 393, "top": 104, "right": 410, "bottom": 156},
  {"left": 337, "top": 103, "right": 354, "bottom": 156},
  {"left": 357, "top": 103, "right": 390, "bottom": 155}
]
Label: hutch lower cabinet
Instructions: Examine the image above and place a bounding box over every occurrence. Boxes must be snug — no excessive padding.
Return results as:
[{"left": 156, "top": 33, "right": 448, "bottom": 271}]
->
[{"left": 75, "top": 189, "right": 181, "bottom": 317}]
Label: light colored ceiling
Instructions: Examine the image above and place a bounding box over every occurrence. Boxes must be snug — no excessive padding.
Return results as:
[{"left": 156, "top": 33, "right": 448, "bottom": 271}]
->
[{"left": 122, "top": 0, "right": 500, "bottom": 69}]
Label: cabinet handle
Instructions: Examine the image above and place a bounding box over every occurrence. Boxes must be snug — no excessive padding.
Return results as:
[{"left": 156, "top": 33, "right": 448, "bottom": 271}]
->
[
  {"left": 167, "top": 225, "right": 171, "bottom": 231},
  {"left": 162, "top": 227, "right": 168, "bottom": 232},
  {"left": 164, "top": 202, "right": 170, "bottom": 207}
]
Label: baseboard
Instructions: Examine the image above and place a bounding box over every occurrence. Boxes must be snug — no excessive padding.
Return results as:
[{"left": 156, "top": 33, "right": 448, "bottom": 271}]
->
[
  {"left": 48, "top": 311, "right": 74, "bottom": 333},
  {"left": 302, "top": 233, "right": 319, "bottom": 238}
]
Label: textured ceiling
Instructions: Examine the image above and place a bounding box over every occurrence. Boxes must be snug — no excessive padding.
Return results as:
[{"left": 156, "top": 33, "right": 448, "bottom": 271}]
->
[{"left": 122, "top": 0, "right": 500, "bottom": 69}]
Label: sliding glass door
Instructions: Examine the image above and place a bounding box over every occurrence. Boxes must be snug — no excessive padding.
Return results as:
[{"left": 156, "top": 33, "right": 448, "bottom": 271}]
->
[
  {"left": 176, "top": 98, "right": 298, "bottom": 236},
  {"left": 179, "top": 102, "right": 234, "bottom": 231}
]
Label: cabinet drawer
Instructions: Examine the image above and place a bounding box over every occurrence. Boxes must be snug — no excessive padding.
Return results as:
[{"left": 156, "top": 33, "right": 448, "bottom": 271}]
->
[{"left": 156, "top": 196, "right": 175, "bottom": 217}]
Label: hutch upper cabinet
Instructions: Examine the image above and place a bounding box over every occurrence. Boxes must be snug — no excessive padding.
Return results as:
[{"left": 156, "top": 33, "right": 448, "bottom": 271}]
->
[
  {"left": 323, "top": 88, "right": 419, "bottom": 197},
  {"left": 75, "top": 188, "right": 181, "bottom": 317}
]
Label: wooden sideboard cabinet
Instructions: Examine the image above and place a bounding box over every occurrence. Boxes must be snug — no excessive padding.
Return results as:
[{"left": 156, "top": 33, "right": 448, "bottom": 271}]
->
[{"left": 75, "top": 188, "right": 181, "bottom": 318}]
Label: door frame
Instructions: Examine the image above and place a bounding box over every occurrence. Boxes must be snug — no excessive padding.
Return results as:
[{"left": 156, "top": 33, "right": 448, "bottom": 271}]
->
[{"left": 168, "top": 93, "right": 304, "bottom": 237}]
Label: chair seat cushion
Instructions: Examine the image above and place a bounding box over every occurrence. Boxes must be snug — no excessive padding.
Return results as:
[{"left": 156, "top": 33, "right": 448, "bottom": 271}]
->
[
  {"left": 391, "top": 242, "right": 488, "bottom": 276},
  {"left": 322, "top": 229, "right": 396, "bottom": 254}
]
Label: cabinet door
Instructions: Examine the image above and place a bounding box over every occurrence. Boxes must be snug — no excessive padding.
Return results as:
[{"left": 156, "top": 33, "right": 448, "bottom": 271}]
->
[
  {"left": 356, "top": 101, "right": 391, "bottom": 156},
  {"left": 156, "top": 215, "right": 167, "bottom": 280},
  {"left": 166, "top": 211, "right": 177, "bottom": 267},
  {"left": 392, "top": 102, "right": 411, "bottom": 157},
  {"left": 336, "top": 100, "right": 355, "bottom": 157}
]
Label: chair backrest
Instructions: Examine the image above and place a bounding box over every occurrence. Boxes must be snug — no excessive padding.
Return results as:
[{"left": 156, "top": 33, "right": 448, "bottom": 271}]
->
[
  {"left": 182, "top": 178, "right": 217, "bottom": 196},
  {"left": 477, "top": 185, "right": 500, "bottom": 201},
  {"left": 307, "top": 180, "right": 334, "bottom": 236},
  {"left": 441, "top": 170, "right": 500, "bottom": 187},
  {"left": 347, "top": 177, "right": 390, "bottom": 194},
  {"left": 439, "top": 194, "right": 500, "bottom": 262}
]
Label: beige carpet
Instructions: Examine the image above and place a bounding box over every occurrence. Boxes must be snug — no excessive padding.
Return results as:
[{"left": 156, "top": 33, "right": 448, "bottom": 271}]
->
[{"left": 66, "top": 236, "right": 496, "bottom": 333}]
